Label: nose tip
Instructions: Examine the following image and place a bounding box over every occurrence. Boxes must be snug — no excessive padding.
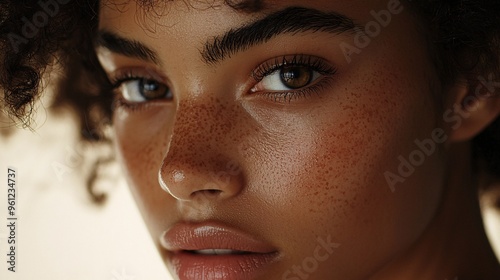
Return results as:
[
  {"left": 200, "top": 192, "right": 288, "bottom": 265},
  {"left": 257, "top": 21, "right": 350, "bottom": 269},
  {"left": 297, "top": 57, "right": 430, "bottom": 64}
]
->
[{"left": 158, "top": 160, "right": 244, "bottom": 202}]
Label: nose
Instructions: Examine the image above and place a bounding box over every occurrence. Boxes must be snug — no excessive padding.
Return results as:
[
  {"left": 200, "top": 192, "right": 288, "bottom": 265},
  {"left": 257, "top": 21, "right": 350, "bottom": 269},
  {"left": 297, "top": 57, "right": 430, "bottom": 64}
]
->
[{"left": 158, "top": 99, "right": 245, "bottom": 202}]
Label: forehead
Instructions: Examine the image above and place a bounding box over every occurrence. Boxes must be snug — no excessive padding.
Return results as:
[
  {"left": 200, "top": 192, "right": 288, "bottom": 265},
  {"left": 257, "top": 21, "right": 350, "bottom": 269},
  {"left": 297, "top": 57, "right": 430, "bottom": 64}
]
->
[
  {"left": 99, "top": 0, "right": 396, "bottom": 17},
  {"left": 98, "top": 0, "right": 401, "bottom": 31},
  {"left": 100, "top": 0, "right": 261, "bottom": 12}
]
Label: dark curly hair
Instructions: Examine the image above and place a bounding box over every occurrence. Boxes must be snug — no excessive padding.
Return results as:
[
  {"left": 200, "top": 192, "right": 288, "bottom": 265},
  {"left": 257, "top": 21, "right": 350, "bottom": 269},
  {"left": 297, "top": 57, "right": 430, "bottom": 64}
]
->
[{"left": 1, "top": 0, "right": 500, "bottom": 201}]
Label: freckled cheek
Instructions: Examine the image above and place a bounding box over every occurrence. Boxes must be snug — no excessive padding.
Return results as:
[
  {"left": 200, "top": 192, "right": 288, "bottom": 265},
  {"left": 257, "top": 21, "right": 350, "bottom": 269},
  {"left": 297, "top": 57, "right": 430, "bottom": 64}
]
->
[
  {"left": 246, "top": 89, "right": 433, "bottom": 238},
  {"left": 251, "top": 118, "right": 378, "bottom": 216},
  {"left": 113, "top": 106, "right": 176, "bottom": 227}
]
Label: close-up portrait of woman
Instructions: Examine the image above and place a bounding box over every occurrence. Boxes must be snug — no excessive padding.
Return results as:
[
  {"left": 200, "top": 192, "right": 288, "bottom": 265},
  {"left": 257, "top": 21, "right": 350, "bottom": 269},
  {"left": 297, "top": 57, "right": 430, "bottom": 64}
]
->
[{"left": 1, "top": 0, "right": 500, "bottom": 279}]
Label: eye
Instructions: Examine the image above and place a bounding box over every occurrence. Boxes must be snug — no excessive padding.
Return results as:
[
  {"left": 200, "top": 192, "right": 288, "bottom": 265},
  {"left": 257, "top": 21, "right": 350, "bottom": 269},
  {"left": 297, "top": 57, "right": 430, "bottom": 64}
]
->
[
  {"left": 250, "top": 55, "right": 336, "bottom": 102},
  {"left": 252, "top": 65, "right": 322, "bottom": 92},
  {"left": 118, "top": 78, "right": 172, "bottom": 103}
]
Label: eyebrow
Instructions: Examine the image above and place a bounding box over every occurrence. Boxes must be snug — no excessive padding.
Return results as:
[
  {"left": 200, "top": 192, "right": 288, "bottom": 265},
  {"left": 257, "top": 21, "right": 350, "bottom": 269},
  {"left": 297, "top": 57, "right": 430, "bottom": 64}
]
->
[
  {"left": 95, "top": 6, "right": 359, "bottom": 66},
  {"left": 202, "top": 6, "right": 360, "bottom": 64},
  {"left": 95, "top": 30, "right": 160, "bottom": 64}
]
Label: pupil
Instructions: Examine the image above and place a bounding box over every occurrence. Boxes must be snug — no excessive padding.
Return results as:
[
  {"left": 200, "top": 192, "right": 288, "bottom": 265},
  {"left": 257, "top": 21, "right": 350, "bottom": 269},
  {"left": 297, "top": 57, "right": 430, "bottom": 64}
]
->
[
  {"left": 280, "top": 66, "right": 312, "bottom": 89},
  {"left": 139, "top": 79, "right": 168, "bottom": 99},
  {"left": 141, "top": 79, "right": 159, "bottom": 92}
]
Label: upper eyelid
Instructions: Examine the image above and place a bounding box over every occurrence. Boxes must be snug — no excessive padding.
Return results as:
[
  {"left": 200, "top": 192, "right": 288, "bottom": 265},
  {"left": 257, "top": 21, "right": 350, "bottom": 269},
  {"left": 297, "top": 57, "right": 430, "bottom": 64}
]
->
[
  {"left": 251, "top": 55, "right": 336, "bottom": 80},
  {"left": 108, "top": 67, "right": 168, "bottom": 86}
]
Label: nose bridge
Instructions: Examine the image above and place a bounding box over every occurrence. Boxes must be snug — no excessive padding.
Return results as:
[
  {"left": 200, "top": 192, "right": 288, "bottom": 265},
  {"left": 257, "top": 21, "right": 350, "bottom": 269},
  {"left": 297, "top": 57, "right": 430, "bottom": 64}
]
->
[
  {"left": 169, "top": 97, "right": 234, "bottom": 162},
  {"left": 159, "top": 96, "right": 243, "bottom": 201}
]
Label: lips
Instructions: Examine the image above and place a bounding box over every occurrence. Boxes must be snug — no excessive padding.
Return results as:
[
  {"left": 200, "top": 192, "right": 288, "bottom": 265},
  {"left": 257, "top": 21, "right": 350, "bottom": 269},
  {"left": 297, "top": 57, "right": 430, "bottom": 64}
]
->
[{"left": 160, "top": 222, "right": 279, "bottom": 280}]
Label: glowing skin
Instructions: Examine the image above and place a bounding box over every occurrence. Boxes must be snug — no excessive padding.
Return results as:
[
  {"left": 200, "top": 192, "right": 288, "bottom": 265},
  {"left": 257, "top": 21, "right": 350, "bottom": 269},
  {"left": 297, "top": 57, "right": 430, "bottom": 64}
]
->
[{"left": 96, "top": 0, "right": 500, "bottom": 279}]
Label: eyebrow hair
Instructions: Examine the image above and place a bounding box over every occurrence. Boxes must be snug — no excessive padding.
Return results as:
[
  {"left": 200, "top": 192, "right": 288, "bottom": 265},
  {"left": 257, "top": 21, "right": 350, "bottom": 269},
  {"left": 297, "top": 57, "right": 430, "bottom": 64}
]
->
[
  {"left": 95, "top": 30, "right": 160, "bottom": 64},
  {"left": 201, "top": 6, "right": 360, "bottom": 64}
]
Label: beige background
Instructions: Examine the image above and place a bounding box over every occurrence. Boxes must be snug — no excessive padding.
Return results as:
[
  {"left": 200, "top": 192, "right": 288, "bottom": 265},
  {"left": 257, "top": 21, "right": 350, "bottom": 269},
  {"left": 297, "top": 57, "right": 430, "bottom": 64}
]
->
[{"left": 0, "top": 99, "right": 171, "bottom": 280}]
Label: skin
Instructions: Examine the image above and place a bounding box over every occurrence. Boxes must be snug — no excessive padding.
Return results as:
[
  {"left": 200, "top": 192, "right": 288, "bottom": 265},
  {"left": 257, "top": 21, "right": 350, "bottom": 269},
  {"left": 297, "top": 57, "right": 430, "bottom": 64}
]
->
[{"left": 96, "top": 0, "right": 500, "bottom": 279}]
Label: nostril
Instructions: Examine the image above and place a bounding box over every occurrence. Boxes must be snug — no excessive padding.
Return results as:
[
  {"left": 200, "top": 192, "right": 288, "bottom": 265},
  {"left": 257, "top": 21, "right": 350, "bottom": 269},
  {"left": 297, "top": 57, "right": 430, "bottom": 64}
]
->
[
  {"left": 205, "top": 189, "right": 222, "bottom": 195},
  {"left": 204, "top": 189, "right": 223, "bottom": 196},
  {"left": 190, "top": 189, "right": 223, "bottom": 200}
]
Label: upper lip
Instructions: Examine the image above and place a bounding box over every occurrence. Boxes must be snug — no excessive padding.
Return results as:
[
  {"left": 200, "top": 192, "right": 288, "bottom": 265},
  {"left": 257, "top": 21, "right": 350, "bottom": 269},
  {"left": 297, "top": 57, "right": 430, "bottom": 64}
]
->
[{"left": 160, "top": 221, "right": 277, "bottom": 254}]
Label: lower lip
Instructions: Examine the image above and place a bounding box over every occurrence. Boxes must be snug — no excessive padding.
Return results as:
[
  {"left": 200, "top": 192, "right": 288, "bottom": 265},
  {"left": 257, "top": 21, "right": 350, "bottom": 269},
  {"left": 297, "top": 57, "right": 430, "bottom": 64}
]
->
[{"left": 168, "top": 251, "right": 279, "bottom": 280}]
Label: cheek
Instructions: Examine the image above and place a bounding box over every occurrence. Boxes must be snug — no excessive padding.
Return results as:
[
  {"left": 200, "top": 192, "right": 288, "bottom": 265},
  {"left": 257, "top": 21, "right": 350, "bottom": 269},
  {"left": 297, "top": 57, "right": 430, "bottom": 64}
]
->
[
  {"left": 113, "top": 105, "right": 176, "bottom": 233},
  {"left": 243, "top": 70, "right": 444, "bottom": 274}
]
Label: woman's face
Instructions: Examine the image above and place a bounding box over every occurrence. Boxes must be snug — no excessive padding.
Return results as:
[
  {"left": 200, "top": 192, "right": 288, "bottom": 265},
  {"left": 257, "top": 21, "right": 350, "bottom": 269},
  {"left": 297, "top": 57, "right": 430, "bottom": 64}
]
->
[{"left": 97, "top": 0, "right": 450, "bottom": 279}]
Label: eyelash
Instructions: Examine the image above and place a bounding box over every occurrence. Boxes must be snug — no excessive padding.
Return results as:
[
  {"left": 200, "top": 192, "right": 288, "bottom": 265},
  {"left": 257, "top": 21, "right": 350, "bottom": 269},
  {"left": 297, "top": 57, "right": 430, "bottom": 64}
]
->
[
  {"left": 251, "top": 54, "right": 337, "bottom": 102},
  {"left": 107, "top": 54, "right": 337, "bottom": 111},
  {"left": 108, "top": 70, "right": 162, "bottom": 111}
]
